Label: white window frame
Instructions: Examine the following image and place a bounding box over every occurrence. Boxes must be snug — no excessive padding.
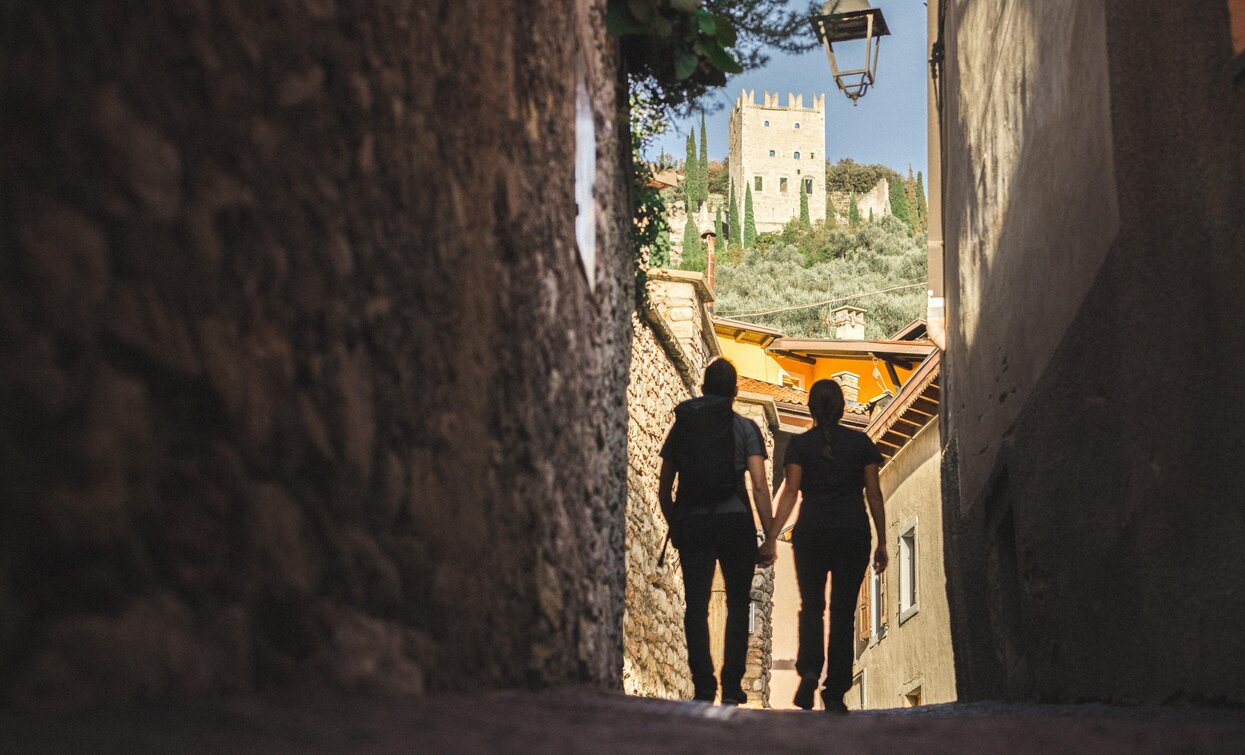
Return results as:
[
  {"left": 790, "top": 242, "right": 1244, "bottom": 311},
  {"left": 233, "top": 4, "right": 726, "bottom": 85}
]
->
[
  {"left": 899, "top": 521, "right": 919, "bottom": 623},
  {"left": 868, "top": 568, "right": 886, "bottom": 644}
]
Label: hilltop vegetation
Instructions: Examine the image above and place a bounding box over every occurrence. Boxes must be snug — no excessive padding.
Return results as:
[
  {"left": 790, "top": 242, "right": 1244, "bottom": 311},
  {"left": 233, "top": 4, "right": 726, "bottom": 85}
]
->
[{"left": 711, "top": 215, "right": 927, "bottom": 340}]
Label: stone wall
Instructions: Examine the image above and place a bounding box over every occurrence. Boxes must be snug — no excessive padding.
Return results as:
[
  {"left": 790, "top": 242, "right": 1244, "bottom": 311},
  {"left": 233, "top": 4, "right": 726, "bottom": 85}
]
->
[
  {"left": 829, "top": 178, "right": 892, "bottom": 224},
  {"left": 624, "top": 272, "right": 776, "bottom": 707},
  {"left": 0, "top": 0, "right": 632, "bottom": 707},
  {"left": 623, "top": 314, "right": 697, "bottom": 700},
  {"left": 939, "top": 0, "right": 1245, "bottom": 703}
]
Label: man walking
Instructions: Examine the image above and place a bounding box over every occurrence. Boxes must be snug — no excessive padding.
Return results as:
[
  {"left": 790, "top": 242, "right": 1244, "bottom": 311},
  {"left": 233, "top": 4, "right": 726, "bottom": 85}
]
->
[{"left": 659, "top": 358, "right": 774, "bottom": 705}]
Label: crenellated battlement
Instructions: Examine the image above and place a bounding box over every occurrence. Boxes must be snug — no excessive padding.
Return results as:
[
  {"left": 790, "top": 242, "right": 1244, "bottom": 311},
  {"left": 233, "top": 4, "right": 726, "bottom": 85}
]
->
[{"left": 733, "top": 89, "right": 826, "bottom": 113}]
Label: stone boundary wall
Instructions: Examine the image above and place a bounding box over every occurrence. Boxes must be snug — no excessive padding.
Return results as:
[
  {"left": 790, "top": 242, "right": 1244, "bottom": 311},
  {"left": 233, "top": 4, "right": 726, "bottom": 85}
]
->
[
  {"left": 623, "top": 313, "right": 696, "bottom": 699},
  {"left": 624, "top": 272, "right": 776, "bottom": 706},
  {"left": 829, "top": 178, "right": 892, "bottom": 224}
]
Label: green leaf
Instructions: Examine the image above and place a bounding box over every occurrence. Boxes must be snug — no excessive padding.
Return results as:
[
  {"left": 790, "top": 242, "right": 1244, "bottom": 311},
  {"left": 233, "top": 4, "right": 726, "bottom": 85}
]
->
[
  {"left": 669, "top": 0, "right": 699, "bottom": 13},
  {"left": 697, "top": 11, "right": 716, "bottom": 35},
  {"left": 674, "top": 52, "right": 699, "bottom": 80},
  {"left": 713, "top": 15, "right": 737, "bottom": 46},
  {"left": 706, "top": 42, "right": 743, "bottom": 74}
]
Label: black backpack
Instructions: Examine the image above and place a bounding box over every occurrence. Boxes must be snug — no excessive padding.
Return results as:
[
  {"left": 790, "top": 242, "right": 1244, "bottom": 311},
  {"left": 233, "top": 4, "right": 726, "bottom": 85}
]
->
[{"left": 670, "top": 395, "right": 736, "bottom": 507}]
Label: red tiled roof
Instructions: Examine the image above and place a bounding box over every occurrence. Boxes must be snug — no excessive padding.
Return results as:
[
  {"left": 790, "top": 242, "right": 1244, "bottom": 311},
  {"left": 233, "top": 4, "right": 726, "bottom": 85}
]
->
[{"left": 737, "top": 376, "right": 808, "bottom": 405}]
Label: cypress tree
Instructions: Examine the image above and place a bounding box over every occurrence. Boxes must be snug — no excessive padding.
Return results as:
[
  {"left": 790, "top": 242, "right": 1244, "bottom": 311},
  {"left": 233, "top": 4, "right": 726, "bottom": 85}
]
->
[
  {"left": 914, "top": 171, "right": 928, "bottom": 233},
  {"left": 848, "top": 193, "right": 861, "bottom": 227},
  {"left": 905, "top": 165, "right": 918, "bottom": 225},
  {"left": 684, "top": 132, "right": 697, "bottom": 211},
  {"left": 889, "top": 178, "right": 911, "bottom": 229},
  {"left": 869, "top": 207, "right": 874, "bottom": 223},
  {"left": 744, "top": 184, "right": 757, "bottom": 245},
  {"left": 799, "top": 183, "right": 811, "bottom": 227},
  {"left": 714, "top": 206, "right": 724, "bottom": 242},
  {"left": 681, "top": 217, "right": 703, "bottom": 271},
  {"left": 728, "top": 181, "right": 740, "bottom": 244},
  {"left": 698, "top": 112, "right": 709, "bottom": 204}
]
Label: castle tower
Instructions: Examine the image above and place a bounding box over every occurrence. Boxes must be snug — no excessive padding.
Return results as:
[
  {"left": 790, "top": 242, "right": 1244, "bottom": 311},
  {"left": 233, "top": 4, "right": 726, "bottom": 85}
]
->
[{"left": 727, "top": 90, "right": 827, "bottom": 234}]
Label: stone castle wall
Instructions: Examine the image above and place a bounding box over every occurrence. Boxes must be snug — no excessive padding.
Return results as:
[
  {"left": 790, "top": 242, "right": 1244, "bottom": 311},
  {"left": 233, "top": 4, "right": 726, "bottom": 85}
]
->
[
  {"left": 829, "top": 178, "right": 892, "bottom": 224},
  {"left": 0, "top": 0, "right": 631, "bottom": 706},
  {"left": 728, "top": 90, "right": 826, "bottom": 233}
]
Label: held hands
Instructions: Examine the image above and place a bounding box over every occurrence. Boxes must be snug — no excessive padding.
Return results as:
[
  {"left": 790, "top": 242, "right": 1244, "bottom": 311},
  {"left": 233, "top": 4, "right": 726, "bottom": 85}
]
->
[
  {"left": 873, "top": 543, "right": 889, "bottom": 573},
  {"left": 758, "top": 537, "right": 778, "bottom": 568}
]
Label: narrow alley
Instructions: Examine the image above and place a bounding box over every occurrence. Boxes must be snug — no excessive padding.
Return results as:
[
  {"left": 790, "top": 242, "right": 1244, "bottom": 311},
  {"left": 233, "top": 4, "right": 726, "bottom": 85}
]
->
[{"left": 2, "top": 0, "right": 1244, "bottom": 751}]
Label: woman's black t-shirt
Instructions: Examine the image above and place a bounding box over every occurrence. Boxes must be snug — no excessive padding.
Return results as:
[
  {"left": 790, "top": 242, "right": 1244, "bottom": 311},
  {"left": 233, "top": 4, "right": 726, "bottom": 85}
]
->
[{"left": 783, "top": 424, "right": 883, "bottom": 532}]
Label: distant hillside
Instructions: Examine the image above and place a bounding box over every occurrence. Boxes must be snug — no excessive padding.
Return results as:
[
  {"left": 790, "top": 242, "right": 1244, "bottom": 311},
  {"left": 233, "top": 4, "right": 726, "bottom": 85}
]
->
[{"left": 711, "top": 215, "right": 927, "bottom": 340}]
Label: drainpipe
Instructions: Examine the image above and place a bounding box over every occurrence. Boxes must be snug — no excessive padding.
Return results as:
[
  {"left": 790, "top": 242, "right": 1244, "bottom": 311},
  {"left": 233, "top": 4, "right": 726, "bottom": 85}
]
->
[{"left": 926, "top": 0, "right": 947, "bottom": 351}]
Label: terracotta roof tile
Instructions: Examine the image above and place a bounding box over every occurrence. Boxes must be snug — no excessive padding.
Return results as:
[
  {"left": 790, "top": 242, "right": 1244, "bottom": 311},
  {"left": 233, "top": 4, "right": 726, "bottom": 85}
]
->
[{"left": 737, "top": 376, "right": 809, "bottom": 406}]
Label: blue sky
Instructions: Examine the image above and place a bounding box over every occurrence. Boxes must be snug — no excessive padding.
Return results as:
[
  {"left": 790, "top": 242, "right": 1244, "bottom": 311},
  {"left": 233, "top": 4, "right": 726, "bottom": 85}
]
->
[{"left": 644, "top": 0, "right": 929, "bottom": 179}]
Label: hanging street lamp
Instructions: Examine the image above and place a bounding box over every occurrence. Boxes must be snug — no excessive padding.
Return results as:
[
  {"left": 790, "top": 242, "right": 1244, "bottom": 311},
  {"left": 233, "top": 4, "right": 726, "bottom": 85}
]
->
[{"left": 811, "top": 0, "right": 891, "bottom": 106}]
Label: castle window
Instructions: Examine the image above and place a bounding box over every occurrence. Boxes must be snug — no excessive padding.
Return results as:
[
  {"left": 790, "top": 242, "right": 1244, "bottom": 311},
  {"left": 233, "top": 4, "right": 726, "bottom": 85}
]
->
[
  {"left": 793, "top": 151, "right": 801, "bottom": 159},
  {"left": 810, "top": 152, "right": 815, "bottom": 160},
  {"left": 794, "top": 122, "right": 801, "bottom": 129},
  {"left": 804, "top": 178, "right": 814, "bottom": 194},
  {"left": 779, "top": 177, "right": 788, "bottom": 193},
  {"left": 769, "top": 149, "right": 776, "bottom": 157},
  {"left": 763, "top": 120, "right": 770, "bottom": 127},
  {"left": 754, "top": 176, "right": 763, "bottom": 192}
]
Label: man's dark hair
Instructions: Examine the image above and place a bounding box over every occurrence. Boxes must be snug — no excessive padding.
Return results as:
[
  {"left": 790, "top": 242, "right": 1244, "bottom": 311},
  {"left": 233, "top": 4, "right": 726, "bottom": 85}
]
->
[{"left": 702, "top": 358, "right": 738, "bottom": 398}]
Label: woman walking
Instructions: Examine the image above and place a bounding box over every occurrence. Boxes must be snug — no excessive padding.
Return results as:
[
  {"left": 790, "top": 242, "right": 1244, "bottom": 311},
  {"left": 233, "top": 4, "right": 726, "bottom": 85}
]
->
[{"left": 760, "top": 379, "right": 887, "bottom": 714}]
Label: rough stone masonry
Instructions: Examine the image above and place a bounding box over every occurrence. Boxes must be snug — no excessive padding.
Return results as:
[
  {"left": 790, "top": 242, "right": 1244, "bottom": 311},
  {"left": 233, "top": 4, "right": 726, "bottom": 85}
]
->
[{"left": 0, "top": 0, "right": 633, "bottom": 706}]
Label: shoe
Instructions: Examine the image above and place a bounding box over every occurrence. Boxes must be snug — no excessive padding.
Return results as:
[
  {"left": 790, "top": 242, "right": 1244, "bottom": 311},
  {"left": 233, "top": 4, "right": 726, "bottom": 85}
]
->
[
  {"left": 793, "top": 678, "right": 817, "bottom": 710},
  {"left": 821, "top": 692, "right": 849, "bottom": 715},
  {"left": 721, "top": 689, "right": 748, "bottom": 706},
  {"left": 692, "top": 688, "right": 716, "bottom": 703}
]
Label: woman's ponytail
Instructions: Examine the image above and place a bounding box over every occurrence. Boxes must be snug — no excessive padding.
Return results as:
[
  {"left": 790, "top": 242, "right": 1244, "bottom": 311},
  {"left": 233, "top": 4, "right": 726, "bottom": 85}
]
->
[{"left": 808, "top": 379, "right": 846, "bottom": 459}]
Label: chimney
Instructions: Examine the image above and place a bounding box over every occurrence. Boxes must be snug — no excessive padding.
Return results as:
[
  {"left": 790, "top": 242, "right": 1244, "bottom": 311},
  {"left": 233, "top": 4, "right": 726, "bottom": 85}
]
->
[
  {"left": 830, "top": 305, "right": 866, "bottom": 340},
  {"left": 832, "top": 371, "right": 861, "bottom": 405}
]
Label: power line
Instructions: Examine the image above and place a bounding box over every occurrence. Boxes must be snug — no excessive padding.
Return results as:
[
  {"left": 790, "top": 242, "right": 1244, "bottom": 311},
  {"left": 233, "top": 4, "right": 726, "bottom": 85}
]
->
[{"left": 717, "top": 281, "right": 927, "bottom": 319}]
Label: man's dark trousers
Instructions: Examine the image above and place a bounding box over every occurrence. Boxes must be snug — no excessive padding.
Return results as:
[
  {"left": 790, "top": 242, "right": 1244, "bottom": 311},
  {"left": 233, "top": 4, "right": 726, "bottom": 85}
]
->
[
  {"left": 792, "top": 526, "right": 871, "bottom": 703},
  {"left": 677, "top": 512, "right": 758, "bottom": 700}
]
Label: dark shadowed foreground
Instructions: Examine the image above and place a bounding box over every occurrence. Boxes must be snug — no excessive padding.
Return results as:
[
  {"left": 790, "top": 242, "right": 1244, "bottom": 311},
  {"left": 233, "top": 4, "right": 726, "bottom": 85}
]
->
[{"left": 3, "top": 689, "right": 1244, "bottom": 754}]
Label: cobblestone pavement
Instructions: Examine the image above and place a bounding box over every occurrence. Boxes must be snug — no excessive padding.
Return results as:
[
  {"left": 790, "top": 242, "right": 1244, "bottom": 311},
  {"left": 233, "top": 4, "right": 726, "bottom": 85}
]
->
[{"left": 4, "top": 688, "right": 1244, "bottom": 753}]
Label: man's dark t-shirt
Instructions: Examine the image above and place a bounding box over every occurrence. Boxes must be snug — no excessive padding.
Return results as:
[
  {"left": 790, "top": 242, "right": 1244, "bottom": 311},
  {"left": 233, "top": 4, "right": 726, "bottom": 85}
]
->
[{"left": 783, "top": 425, "right": 883, "bottom": 532}]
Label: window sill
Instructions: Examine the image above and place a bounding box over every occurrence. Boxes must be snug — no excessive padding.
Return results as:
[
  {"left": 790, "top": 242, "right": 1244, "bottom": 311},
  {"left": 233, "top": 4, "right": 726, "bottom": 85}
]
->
[
  {"left": 867, "top": 625, "right": 887, "bottom": 648},
  {"left": 899, "top": 604, "right": 919, "bottom": 625}
]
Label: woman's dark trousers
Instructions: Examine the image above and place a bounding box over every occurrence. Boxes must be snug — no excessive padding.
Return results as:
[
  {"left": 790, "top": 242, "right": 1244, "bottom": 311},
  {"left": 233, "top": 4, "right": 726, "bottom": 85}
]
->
[
  {"left": 677, "top": 512, "right": 758, "bottom": 700},
  {"left": 792, "top": 526, "right": 871, "bottom": 703}
]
